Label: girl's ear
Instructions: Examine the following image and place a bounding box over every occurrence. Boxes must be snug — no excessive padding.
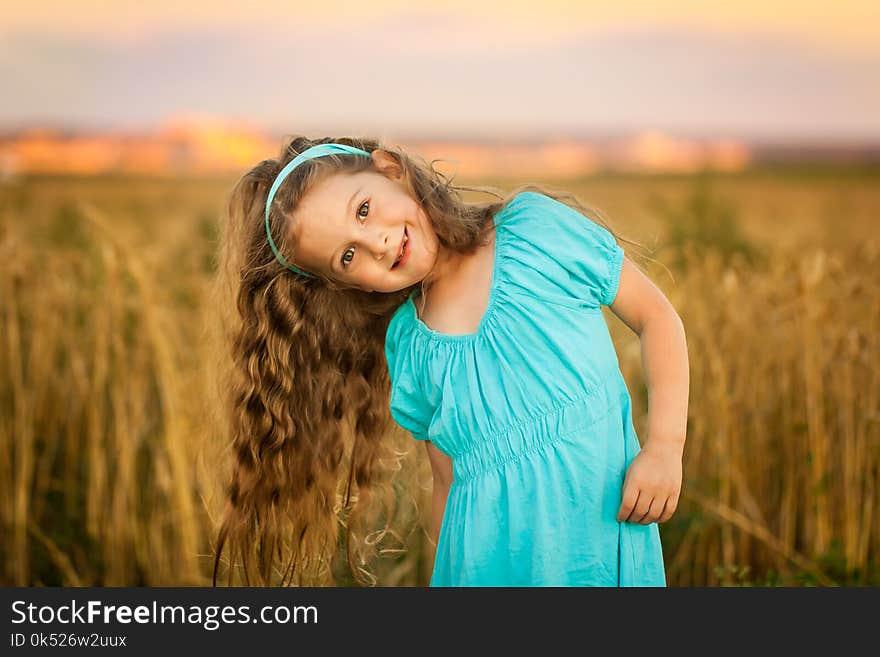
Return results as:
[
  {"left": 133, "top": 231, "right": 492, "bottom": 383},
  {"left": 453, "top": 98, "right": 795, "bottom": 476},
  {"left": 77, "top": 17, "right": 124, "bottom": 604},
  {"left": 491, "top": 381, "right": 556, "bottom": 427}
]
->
[{"left": 370, "top": 149, "right": 402, "bottom": 180}]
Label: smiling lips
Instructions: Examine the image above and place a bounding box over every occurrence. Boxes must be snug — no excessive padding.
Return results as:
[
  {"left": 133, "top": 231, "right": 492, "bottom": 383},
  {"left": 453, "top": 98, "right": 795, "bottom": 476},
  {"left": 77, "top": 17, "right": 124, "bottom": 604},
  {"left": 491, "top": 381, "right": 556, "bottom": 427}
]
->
[{"left": 392, "top": 228, "right": 409, "bottom": 269}]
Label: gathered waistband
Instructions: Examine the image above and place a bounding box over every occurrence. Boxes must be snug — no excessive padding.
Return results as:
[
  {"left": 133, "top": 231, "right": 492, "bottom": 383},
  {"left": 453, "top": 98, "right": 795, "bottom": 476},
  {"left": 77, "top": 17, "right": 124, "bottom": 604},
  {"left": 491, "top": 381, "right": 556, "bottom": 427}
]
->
[{"left": 451, "top": 384, "right": 628, "bottom": 484}]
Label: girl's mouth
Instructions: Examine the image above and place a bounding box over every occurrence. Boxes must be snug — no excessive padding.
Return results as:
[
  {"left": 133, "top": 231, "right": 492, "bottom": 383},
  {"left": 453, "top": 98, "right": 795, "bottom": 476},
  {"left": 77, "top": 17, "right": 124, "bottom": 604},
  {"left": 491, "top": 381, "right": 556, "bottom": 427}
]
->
[{"left": 392, "top": 227, "right": 410, "bottom": 270}]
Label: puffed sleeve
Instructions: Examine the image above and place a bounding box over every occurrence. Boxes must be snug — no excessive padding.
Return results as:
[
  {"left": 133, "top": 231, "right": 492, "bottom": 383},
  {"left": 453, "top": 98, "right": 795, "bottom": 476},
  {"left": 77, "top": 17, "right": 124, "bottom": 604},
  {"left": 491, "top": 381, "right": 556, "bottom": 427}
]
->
[
  {"left": 500, "top": 192, "right": 625, "bottom": 308},
  {"left": 384, "top": 308, "right": 431, "bottom": 441}
]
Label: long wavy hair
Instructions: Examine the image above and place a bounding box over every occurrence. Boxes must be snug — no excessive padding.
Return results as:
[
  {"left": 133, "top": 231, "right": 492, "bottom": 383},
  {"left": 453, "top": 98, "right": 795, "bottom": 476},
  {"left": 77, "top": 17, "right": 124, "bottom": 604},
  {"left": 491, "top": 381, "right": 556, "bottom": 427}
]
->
[{"left": 210, "top": 134, "right": 644, "bottom": 586}]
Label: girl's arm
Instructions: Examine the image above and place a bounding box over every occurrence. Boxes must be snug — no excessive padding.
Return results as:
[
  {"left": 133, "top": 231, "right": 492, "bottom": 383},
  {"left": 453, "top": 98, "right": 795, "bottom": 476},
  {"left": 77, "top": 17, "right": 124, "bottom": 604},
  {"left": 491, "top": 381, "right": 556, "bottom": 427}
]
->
[
  {"left": 425, "top": 441, "right": 453, "bottom": 544},
  {"left": 609, "top": 257, "right": 689, "bottom": 524}
]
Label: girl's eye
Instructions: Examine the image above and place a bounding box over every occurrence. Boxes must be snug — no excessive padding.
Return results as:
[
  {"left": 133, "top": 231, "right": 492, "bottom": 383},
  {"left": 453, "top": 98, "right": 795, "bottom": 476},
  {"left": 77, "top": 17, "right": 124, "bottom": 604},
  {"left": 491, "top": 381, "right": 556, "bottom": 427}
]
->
[
  {"left": 357, "top": 200, "right": 369, "bottom": 222},
  {"left": 341, "top": 200, "right": 370, "bottom": 269}
]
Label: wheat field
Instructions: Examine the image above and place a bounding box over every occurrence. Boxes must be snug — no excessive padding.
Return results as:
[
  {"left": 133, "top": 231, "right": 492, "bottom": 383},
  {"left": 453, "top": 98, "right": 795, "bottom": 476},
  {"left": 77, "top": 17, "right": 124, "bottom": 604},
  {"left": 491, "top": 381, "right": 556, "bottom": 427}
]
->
[{"left": 1, "top": 168, "right": 877, "bottom": 586}]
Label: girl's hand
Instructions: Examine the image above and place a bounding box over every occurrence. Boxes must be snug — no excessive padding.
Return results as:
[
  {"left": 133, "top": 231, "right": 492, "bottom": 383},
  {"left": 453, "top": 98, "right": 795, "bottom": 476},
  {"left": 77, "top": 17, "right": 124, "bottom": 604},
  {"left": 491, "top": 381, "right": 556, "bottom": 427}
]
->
[{"left": 616, "top": 441, "right": 683, "bottom": 525}]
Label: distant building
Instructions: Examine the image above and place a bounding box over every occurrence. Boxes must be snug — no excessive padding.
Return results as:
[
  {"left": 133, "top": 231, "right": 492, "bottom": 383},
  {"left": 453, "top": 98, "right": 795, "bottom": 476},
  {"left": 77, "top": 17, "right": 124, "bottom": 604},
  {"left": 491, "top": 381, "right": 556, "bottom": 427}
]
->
[{"left": 0, "top": 121, "right": 766, "bottom": 177}]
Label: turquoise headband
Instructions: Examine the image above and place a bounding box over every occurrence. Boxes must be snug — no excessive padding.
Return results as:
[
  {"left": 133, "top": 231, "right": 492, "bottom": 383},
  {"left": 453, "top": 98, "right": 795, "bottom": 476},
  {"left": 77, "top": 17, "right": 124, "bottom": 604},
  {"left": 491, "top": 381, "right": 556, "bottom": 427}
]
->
[{"left": 264, "top": 143, "right": 372, "bottom": 278}]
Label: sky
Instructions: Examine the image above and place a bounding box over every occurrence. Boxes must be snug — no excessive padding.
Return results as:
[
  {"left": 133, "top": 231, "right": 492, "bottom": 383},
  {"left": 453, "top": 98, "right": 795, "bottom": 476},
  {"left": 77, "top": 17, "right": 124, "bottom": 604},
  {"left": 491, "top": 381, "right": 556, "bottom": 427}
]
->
[{"left": 2, "top": 1, "right": 878, "bottom": 141}]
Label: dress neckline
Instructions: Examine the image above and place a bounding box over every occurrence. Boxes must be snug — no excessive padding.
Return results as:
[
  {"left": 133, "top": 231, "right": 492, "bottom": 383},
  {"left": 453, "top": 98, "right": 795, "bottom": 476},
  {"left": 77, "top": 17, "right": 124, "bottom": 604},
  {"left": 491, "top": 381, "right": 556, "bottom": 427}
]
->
[{"left": 405, "top": 193, "right": 523, "bottom": 343}]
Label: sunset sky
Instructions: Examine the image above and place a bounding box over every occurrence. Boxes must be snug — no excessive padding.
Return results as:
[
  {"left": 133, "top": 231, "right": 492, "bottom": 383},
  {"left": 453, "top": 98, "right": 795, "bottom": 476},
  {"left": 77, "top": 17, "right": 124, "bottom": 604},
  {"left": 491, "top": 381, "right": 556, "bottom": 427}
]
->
[{"left": 2, "top": 1, "right": 878, "bottom": 141}]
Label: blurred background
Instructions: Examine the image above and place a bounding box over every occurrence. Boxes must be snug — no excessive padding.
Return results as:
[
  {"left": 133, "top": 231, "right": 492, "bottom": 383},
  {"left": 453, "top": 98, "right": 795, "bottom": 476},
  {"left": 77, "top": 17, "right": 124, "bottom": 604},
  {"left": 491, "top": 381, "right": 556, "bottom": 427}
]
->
[{"left": 1, "top": 1, "right": 878, "bottom": 586}]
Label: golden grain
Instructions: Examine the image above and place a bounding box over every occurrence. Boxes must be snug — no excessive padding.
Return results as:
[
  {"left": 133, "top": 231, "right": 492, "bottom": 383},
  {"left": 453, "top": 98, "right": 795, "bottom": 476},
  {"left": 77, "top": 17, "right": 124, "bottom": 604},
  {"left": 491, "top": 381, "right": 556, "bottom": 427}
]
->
[{"left": 1, "top": 170, "right": 877, "bottom": 586}]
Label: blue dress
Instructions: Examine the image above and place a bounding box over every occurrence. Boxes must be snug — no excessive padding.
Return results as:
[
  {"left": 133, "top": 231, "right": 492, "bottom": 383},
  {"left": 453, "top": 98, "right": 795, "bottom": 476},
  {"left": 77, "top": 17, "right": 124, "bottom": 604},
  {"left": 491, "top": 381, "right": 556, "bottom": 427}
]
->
[{"left": 384, "top": 191, "right": 666, "bottom": 586}]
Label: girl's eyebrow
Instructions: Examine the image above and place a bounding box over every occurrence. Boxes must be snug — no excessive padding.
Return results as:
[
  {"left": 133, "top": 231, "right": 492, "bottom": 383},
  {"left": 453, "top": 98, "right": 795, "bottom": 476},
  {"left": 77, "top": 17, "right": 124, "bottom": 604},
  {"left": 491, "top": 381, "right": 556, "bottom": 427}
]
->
[{"left": 346, "top": 186, "right": 362, "bottom": 218}]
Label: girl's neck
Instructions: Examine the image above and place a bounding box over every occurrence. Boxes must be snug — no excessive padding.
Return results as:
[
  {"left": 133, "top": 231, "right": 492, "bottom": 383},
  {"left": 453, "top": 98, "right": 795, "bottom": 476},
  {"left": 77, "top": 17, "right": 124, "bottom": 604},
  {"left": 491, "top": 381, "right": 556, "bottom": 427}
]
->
[
  {"left": 421, "top": 244, "right": 465, "bottom": 293},
  {"left": 414, "top": 245, "right": 466, "bottom": 319}
]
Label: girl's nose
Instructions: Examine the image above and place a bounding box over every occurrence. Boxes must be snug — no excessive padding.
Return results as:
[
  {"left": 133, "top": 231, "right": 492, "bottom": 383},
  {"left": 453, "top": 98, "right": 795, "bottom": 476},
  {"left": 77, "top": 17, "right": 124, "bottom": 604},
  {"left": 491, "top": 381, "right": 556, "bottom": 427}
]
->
[{"left": 370, "top": 231, "right": 390, "bottom": 260}]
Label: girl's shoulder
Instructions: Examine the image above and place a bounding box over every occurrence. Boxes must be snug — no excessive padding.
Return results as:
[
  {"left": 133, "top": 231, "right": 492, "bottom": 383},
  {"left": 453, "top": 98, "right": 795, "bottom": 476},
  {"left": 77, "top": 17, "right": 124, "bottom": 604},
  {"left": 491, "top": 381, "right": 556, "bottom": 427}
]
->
[
  {"left": 493, "top": 190, "right": 550, "bottom": 228},
  {"left": 495, "top": 191, "right": 625, "bottom": 309},
  {"left": 495, "top": 190, "right": 602, "bottom": 236}
]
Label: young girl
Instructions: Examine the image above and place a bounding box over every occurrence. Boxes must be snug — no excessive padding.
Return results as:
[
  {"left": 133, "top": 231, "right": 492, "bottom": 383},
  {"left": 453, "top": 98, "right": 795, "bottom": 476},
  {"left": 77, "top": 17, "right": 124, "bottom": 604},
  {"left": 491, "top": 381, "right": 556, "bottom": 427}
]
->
[{"left": 211, "top": 136, "right": 689, "bottom": 587}]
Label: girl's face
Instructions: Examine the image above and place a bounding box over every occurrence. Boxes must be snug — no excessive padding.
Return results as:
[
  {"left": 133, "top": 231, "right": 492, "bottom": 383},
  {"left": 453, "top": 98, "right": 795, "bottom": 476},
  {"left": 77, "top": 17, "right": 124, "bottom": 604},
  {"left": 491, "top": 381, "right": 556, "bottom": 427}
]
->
[{"left": 289, "top": 156, "right": 441, "bottom": 293}]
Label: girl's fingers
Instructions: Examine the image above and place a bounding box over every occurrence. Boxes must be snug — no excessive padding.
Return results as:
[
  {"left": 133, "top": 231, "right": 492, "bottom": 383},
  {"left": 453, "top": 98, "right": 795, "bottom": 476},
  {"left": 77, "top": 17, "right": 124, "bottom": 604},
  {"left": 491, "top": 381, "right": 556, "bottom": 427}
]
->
[
  {"left": 617, "top": 486, "right": 640, "bottom": 522},
  {"left": 627, "top": 491, "right": 653, "bottom": 524},
  {"left": 652, "top": 498, "right": 671, "bottom": 523},
  {"left": 636, "top": 496, "right": 658, "bottom": 524},
  {"left": 658, "top": 495, "right": 678, "bottom": 523}
]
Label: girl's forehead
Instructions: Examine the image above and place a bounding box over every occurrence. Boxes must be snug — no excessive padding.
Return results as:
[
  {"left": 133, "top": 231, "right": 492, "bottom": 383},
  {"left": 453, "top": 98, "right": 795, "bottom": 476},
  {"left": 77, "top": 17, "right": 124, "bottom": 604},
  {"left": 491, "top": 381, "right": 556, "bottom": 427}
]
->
[
  {"left": 288, "top": 173, "right": 367, "bottom": 271},
  {"left": 299, "top": 171, "right": 361, "bottom": 212},
  {"left": 287, "top": 210, "right": 340, "bottom": 274},
  {"left": 305, "top": 165, "right": 403, "bottom": 221},
  {"left": 297, "top": 169, "right": 385, "bottom": 224}
]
